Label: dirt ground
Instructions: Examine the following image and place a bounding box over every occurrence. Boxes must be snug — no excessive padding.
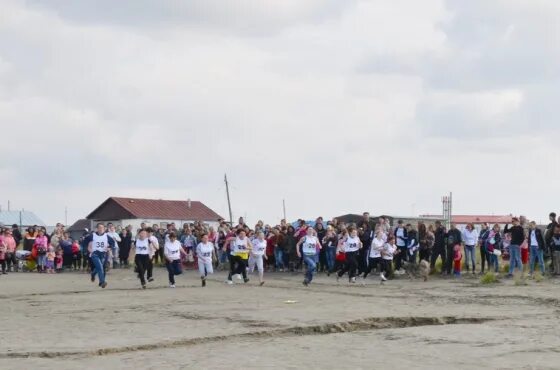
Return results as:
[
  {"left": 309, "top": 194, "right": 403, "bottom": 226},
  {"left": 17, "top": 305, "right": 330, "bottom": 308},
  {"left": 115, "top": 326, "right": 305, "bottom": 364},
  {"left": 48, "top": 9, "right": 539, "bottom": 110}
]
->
[{"left": 1, "top": 267, "right": 559, "bottom": 370}]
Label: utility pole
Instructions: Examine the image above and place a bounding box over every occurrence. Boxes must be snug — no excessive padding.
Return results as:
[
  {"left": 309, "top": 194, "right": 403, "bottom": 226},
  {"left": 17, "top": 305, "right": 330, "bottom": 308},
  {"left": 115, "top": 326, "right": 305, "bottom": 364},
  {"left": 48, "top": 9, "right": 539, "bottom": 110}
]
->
[
  {"left": 282, "top": 199, "right": 287, "bottom": 221},
  {"left": 224, "top": 174, "right": 233, "bottom": 225}
]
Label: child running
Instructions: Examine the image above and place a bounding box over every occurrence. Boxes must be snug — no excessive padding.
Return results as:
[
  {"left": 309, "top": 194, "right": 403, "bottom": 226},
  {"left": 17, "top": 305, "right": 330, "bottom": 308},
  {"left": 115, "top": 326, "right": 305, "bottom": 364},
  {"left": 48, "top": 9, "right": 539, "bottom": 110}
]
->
[
  {"left": 130, "top": 229, "right": 152, "bottom": 289},
  {"left": 380, "top": 236, "right": 397, "bottom": 282},
  {"left": 164, "top": 232, "right": 186, "bottom": 288},
  {"left": 363, "top": 229, "right": 385, "bottom": 281},
  {"left": 296, "top": 227, "right": 321, "bottom": 286},
  {"left": 249, "top": 231, "right": 268, "bottom": 286},
  {"left": 196, "top": 233, "right": 217, "bottom": 287},
  {"left": 84, "top": 223, "right": 116, "bottom": 288},
  {"left": 337, "top": 228, "right": 363, "bottom": 283},
  {"left": 224, "top": 229, "right": 252, "bottom": 285}
]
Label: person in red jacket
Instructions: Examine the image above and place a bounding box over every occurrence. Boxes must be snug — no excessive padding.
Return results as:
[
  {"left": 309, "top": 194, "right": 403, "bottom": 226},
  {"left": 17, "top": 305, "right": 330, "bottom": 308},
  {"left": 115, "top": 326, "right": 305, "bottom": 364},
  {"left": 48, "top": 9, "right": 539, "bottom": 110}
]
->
[{"left": 453, "top": 244, "right": 462, "bottom": 277}]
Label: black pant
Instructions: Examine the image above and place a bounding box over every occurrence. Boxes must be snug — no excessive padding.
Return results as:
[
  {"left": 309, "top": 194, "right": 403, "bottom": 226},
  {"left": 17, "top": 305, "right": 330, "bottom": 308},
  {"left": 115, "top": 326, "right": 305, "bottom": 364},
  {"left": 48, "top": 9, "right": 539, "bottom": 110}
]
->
[
  {"left": 419, "top": 248, "right": 431, "bottom": 262},
  {"left": 480, "top": 245, "right": 491, "bottom": 273},
  {"left": 228, "top": 255, "right": 248, "bottom": 281},
  {"left": 430, "top": 245, "right": 446, "bottom": 270},
  {"left": 357, "top": 247, "right": 368, "bottom": 275},
  {"left": 380, "top": 259, "right": 393, "bottom": 278},
  {"left": 363, "top": 257, "right": 381, "bottom": 278},
  {"left": 444, "top": 244, "right": 455, "bottom": 274},
  {"left": 135, "top": 254, "right": 150, "bottom": 285},
  {"left": 5, "top": 252, "right": 17, "bottom": 272},
  {"left": 166, "top": 260, "right": 182, "bottom": 284},
  {"left": 394, "top": 246, "right": 408, "bottom": 270},
  {"left": 338, "top": 251, "right": 358, "bottom": 280},
  {"left": 0, "top": 259, "right": 6, "bottom": 273},
  {"left": 119, "top": 247, "right": 130, "bottom": 266},
  {"left": 147, "top": 257, "right": 153, "bottom": 280},
  {"left": 72, "top": 253, "right": 81, "bottom": 270}
]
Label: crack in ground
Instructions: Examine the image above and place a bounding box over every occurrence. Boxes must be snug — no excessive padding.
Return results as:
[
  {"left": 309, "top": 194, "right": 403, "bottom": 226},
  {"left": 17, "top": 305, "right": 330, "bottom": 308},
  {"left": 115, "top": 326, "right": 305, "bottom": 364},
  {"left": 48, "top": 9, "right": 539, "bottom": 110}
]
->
[{"left": 0, "top": 316, "right": 494, "bottom": 359}]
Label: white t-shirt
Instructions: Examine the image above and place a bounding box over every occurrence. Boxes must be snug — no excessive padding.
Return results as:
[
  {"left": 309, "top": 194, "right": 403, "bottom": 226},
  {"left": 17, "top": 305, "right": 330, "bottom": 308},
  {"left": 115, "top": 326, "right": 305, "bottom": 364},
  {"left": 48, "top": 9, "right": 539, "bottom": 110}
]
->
[
  {"left": 252, "top": 239, "right": 267, "bottom": 256},
  {"left": 231, "top": 237, "right": 248, "bottom": 255},
  {"left": 530, "top": 230, "right": 538, "bottom": 247},
  {"left": 302, "top": 236, "right": 318, "bottom": 255},
  {"left": 107, "top": 231, "right": 121, "bottom": 248},
  {"left": 92, "top": 233, "right": 109, "bottom": 253},
  {"left": 382, "top": 243, "right": 397, "bottom": 260},
  {"left": 344, "top": 236, "right": 360, "bottom": 252},
  {"left": 197, "top": 242, "right": 214, "bottom": 264},
  {"left": 370, "top": 238, "right": 384, "bottom": 258},
  {"left": 164, "top": 240, "right": 182, "bottom": 261},
  {"left": 396, "top": 228, "right": 406, "bottom": 247},
  {"left": 135, "top": 238, "right": 150, "bottom": 255}
]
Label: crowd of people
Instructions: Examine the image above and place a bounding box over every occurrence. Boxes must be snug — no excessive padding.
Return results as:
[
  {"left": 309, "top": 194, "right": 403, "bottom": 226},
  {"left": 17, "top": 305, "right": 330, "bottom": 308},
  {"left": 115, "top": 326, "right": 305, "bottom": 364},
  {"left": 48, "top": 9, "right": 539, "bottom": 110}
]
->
[{"left": 1, "top": 211, "right": 560, "bottom": 289}]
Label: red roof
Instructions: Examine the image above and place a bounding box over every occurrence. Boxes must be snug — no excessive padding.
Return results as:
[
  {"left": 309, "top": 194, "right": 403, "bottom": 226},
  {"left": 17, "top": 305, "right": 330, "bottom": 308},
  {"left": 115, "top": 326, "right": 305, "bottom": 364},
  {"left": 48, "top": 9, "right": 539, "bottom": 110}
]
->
[
  {"left": 452, "top": 215, "right": 513, "bottom": 224},
  {"left": 88, "top": 197, "right": 223, "bottom": 221}
]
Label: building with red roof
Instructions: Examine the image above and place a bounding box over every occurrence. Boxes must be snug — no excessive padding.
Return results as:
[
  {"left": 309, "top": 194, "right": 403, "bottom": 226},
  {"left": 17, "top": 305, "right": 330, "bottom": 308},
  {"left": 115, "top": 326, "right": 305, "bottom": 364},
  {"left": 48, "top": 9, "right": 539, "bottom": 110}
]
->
[{"left": 86, "top": 197, "right": 223, "bottom": 230}]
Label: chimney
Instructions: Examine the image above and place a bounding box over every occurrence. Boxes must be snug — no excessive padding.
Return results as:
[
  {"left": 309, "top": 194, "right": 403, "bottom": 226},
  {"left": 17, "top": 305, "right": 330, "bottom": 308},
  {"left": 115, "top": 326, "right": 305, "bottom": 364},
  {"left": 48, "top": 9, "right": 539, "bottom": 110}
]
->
[{"left": 187, "top": 198, "right": 191, "bottom": 209}]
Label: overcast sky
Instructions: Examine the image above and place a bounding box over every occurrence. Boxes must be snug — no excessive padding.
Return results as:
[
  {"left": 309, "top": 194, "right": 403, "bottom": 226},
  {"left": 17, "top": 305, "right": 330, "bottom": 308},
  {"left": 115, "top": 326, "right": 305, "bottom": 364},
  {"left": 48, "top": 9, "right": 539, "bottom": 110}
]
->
[{"left": 1, "top": 0, "right": 559, "bottom": 226}]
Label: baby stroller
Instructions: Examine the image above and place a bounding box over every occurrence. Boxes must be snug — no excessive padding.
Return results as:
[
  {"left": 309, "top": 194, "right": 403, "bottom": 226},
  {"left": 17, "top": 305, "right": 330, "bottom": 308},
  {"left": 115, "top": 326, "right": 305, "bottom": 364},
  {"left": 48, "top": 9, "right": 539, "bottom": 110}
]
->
[{"left": 16, "top": 250, "right": 33, "bottom": 272}]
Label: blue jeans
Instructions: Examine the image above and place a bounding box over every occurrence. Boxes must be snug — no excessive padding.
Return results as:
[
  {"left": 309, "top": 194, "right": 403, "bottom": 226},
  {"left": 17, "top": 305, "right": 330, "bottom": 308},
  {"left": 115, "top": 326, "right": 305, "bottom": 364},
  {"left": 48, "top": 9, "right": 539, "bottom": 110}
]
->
[
  {"left": 326, "top": 246, "right": 336, "bottom": 272},
  {"left": 303, "top": 254, "right": 317, "bottom": 283},
  {"left": 529, "top": 246, "right": 545, "bottom": 274},
  {"left": 91, "top": 251, "right": 107, "bottom": 285},
  {"left": 508, "top": 244, "right": 522, "bottom": 275},
  {"left": 274, "top": 248, "right": 284, "bottom": 269},
  {"left": 37, "top": 254, "right": 47, "bottom": 267},
  {"left": 490, "top": 254, "right": 499, "bottom": 273},
  {"left": 464, "top": 245, "right": 476, "bottom": 271}
]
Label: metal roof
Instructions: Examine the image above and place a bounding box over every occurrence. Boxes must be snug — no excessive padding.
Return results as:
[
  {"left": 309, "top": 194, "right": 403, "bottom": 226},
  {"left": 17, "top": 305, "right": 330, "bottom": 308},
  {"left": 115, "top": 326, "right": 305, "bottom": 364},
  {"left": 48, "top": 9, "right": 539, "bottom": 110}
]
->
[{"left": 0, "top": 211, "right": 46, "bottom": 227}]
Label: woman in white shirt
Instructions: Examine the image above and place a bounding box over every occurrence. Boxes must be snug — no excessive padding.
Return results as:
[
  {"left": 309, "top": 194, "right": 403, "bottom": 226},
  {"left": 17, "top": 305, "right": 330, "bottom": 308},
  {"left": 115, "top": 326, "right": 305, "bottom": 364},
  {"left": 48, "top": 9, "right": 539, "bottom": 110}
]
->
[
  {"left": 196, "top": 233, "right": 217, "bottom": 287},
  {"left": 164, "top": 232, "right": 186, "bottom": 288},
  {"left": 462, "top": 223, "right": 479, "bottom": 274},
  {"left": 363, "top": 229, "right": 385, "bottom": 280},
  {"left": 249, "top": 231, "right": 268, "bottom": 286},
  {"left": 129, "top": 229, "right": 153, "bottom": 289},
  {"left": 296, "top": 227, "right": 322, "bottom": 286},
  {"left": 336, "top": 228, "right": 363, "bottom": 283}
]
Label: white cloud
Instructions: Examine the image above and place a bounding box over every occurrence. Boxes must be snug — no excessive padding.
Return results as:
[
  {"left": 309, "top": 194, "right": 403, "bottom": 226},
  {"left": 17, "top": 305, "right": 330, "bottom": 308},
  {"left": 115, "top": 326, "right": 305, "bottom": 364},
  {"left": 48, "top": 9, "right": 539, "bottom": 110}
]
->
[{"left": 0, "top": 0, "right": 559, "bottom": 226}]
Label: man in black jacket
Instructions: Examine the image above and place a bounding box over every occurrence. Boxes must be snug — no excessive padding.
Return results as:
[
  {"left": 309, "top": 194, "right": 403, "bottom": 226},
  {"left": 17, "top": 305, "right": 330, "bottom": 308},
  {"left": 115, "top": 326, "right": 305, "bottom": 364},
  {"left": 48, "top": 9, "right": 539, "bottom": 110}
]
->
[
  {"left": 444, "top": 223, "right": 462, "bottom": 275},
  {"left": 528, "top": 221, "right": 545, "bottom": 276},
  {"left": 544, "top": 212, "right": 558, "bottom": 273},
  {"left": 11, "top": 224, "right": 22, "bottom": 247},
  {"left": 430, "top": 221, "right": 446, "bottom": 273},
  {"left": 504, "top": 217, "right": 525, "bottom": 277}
]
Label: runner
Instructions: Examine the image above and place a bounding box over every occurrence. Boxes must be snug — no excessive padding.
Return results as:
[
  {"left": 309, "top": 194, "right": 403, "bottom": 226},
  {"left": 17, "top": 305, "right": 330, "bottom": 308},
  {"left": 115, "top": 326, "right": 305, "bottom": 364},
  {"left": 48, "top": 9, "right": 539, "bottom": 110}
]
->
[
  {"left": 336, "top": 227, "right": 363, "bottom": 283},
  {"left": 380, "top": 236, "right": 397, "bottom": 281},
  {"left": 296, "top": 227, "right": 321, "bottom": 286},
  {"left": 196, "top": 233, "right": 217, "bottom": 287},
  {"left": 130, "top": 229, "right": 152, "bottom": 289},
  {"left": 248, "top": 231, "right": 268, "bottom": 286},
  {"left": 84, "top": 223, "right": 115, "bottom": 288},
  {"left": 146, "top": 227, "right": 160, "bottom": 283},
  {"left": 363, "top": 229, "right": 385, "bottom": 281},
  {"left": 164, "top": 232, "right": 186, "bottom": 288},
  {"left": 224, "top": 229, "right": 252, "bottom": 285}
]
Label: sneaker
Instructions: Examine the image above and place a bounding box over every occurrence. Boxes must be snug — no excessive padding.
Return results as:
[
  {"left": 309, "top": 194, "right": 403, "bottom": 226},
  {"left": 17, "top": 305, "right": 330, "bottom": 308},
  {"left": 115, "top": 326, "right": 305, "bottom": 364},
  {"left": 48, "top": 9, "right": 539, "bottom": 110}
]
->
[
  {"left": 302, "top": 279, "right": 309, "bottom": 286},
  {"left": 91, "top": 275, "right": 95, "bottom": 282},
  {"left": 336, "top": 275, "right": 340, "bottom": 282},
  {"left": 148, "top": 277, "right": 154, "bottom": 282},
  {"left": 142, "top": 284, "right": 146, "bottom": 289},
  {"left": 380, "top": 273, "right": 387, "bottom": 282},
  {"left": 235, "top": 274, "right": 242, "bottom": 281},
  {"left": 260, "top": 281, "right": 265, "bottom": 286},
  {"left": 226, "top": 280, "right": 233, "bottom": 285},
  {"left": 169, "top": 284, "right": 176, "bottom": 288},
  {"left": 201, "top": 278, "right": 206, "bottom": 287},
  {"left": 350, "top": 277, "right": 356, "bottom": 283},
  {"left": 100, "top": 282, "right": 107, "bottom": 289},
  {"left": 244, "top": 278, "right": 250, "bottom": 283}
]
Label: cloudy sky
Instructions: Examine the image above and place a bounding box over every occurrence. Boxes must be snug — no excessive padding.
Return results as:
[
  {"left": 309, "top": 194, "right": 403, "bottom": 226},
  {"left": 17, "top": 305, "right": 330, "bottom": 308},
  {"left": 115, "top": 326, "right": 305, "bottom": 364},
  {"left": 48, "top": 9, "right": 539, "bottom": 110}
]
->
[{"left": 1, "top": 0, "right": 559, "bottom": 226}]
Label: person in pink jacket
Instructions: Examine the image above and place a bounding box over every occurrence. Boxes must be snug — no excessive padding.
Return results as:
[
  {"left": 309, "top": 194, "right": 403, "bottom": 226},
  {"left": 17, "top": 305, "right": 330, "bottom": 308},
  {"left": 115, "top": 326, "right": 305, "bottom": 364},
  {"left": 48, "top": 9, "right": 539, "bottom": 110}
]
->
[{"left": 2, "top": 229, "right": 18, "bottom": 272}]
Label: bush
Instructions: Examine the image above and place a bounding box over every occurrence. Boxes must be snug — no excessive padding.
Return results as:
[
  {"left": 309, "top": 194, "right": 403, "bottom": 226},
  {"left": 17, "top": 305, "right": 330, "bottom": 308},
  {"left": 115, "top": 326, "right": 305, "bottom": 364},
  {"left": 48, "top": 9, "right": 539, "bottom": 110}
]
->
[
  {"left": 480, "top": 272, "right": 499, "bottom": 284},
  {"left": 514, "top": 273, "right": 528, "bottom": 286},
  {"left": 533, "top": 272, "right": 544, "bottom": 283},
  {"left": 502, "top": 263, "right": 510, "bottom": 273}
]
